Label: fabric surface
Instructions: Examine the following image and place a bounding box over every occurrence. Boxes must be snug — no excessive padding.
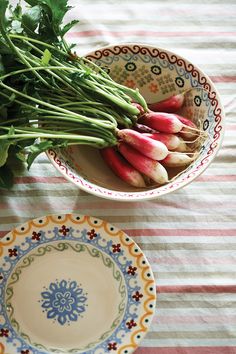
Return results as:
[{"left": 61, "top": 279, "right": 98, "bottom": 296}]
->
[{"left": 1, "top": 0, "right": 236, "bottom": 353}]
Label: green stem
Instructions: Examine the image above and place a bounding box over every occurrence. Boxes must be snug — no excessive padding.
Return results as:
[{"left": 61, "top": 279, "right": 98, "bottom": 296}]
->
[
  {"left": 8, "top": 34, "right": 147, "bottom": 110},
  {"left": 0, "top": 81, "right": 115, "bottom": 129},
  {"left": 0, "top": 131, "right": 108, "bottom": 145}
]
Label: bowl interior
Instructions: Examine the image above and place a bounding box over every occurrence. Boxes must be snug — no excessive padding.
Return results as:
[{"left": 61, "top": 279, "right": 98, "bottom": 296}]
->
[{"left": 47, "top": 44, "right": 224, "bottom": 200}]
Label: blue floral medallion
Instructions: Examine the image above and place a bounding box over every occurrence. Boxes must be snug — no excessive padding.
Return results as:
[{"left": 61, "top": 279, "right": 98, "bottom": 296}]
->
[{"left": 40, "top": 279, "right": 87, "bottom": 325}]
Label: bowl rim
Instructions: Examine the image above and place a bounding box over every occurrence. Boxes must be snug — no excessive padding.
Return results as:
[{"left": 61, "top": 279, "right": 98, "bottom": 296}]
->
[{"left": 46, "top": 43, "right": 225, "bottom": 202}]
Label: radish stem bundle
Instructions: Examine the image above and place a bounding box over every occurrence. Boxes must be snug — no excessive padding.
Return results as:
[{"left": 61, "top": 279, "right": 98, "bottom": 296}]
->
[{"left": 0, "top": 0, "right": 148, "bottom": 188}]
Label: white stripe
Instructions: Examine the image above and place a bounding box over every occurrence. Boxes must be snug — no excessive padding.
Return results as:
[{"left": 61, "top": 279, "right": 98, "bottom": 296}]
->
[
  {"left": 152, "top": 323, "right": 236, "bottom": 332},
  {"left": 152, "top": 264, "right": 236, "bottom": 272},
  {"left": 135, "top": 236, "right": 236, "bottom": 244},
  {"left": 157, "top": 293, "right": 236, "bottom": 301},
  {"left": 1, "top": 220, "right": 236, "bottom": 230}
]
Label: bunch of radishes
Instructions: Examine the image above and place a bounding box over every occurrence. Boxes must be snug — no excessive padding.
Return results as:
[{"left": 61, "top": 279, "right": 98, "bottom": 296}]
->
[{"left": 100, "top": 92, "right": 204, "bottom": 188}]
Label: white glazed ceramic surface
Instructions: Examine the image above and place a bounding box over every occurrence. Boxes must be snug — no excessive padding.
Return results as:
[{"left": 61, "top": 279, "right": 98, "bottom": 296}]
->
[
  {"left": 47, "top": 44, "right": 225, "bottom": 201},
  {"left": 0, "top": 214, "right": 156, "bottom": 354}
]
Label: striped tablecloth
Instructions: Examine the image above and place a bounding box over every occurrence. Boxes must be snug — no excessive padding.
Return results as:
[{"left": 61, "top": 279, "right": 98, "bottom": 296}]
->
[{"left": 1, "top": 0, "right": 236, "bottom": 353}]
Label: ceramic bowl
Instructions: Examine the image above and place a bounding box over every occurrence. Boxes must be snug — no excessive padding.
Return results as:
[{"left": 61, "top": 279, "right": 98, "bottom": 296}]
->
[{"left": 47, "top": 44, "right": 225, "bottom": 201}]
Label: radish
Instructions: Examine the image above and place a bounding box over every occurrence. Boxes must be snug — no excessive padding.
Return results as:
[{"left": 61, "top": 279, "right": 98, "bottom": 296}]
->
[
  {"left": 175, "top": 137, "right": 195, "bottom": 152},
  {"left": 148, "top": 93, "right": 185, "bottom": 113},
  {"left": 118, "top": 142, "right": 169, "bottom": 185},
  {"left": 100, "top": 147, "right": 146, "bottom": 188},
  {"left": 139, "top": 112, "right": 183, "bottom": 133},
  {"left": 145, "top": 132, "right": 194, "bottom": 152},
  {"left": 132, "top": 102, "right": 146, "bottom": 116},
  {"left": 161, "top": 152, "right": 196, "bottom": 167},
  {"left": 133, "top": 123, "right": 156, "bottom": 134},
  {"left": 177, "top": 115, "right": 199, "bottom": 139},
  {"left": 139, "top": 111, "right": 202, "bottom": 138},
  {"left": 144, "top": 132, "right": 180, "bottom": 150},
  {"left": 117, "top": 129, "right": 168, "bottom": 161}
]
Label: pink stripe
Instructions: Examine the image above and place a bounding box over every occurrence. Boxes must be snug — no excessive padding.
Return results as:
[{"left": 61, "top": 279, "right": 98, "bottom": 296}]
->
[
  {"left": 153, "top": 314, "right": 236, "bottom": 325},
  {"left": 68, "top": 30, "right": 236, "bottom": 38},
  {"left": 157, "top": 285, "right": 236, "bottom": 293},
  {"left": 14, "top": 176, "right": 68, "bottom": 184},
  {"left": 125, "top": 229, "right": 236, "bottom": 236},
  {"left": 211, "top": 76, "right": 236, "bottom": 83},
  {"left": 196, "top": 175, "right": 236, "bottom": 182},
  {"left": 13, "top": 175, "right": 236, "bottom": 184},
  {"left": 226, "top": 125, "right": 236, "bottom": 130},
  {"left": 135, "top": 347, "right": 236, "bottom": 354}
]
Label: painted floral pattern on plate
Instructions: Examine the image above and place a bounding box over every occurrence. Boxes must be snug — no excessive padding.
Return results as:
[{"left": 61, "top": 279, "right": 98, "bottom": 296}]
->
[{"left": 40, "top": 279, "right": 87, "bottom": 325}]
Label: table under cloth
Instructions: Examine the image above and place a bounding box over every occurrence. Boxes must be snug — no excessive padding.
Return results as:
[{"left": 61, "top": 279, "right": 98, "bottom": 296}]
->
[{"left": 1, "top": 0, "right": 236, "bottom": 353}]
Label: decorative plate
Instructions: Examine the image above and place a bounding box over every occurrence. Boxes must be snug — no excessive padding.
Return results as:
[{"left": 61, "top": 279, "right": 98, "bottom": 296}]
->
[{"left": 0, "top": 214, "right": 156, "bottom": 354}]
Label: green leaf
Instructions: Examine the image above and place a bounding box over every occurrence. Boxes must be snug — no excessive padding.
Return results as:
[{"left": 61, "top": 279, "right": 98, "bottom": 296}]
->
[
  {"left": 0, "top": 139, "right": 12, "bottom": 167},
  {"left": 24, "top": 0, "right": 71, "bottom": 33},
  {"left": 22, "top": 5, "right": 42, "bottom": 34},
  {"left": 27, "top": 139, "right": 54, "bottom": 169},
  {"left": 61, "top": 20, "right": 79, "bottom": 36},
  {"left": 0, "top": 38, "right": 12, "bottom": 54},
  {"left": 0, "top": 0, "right": 9, "bottom": 32},
  {"left": 41, "top": 48, "right": 51, "bottom": 65},
  {"left": 0, "top": 126, "right": 17, "bottom": 166},
  {"left": 41, "top": 0, "right": 71, "bottom": 28},
  {"left": 0, "top": 54, "right": 6, "bottom": 75},
  {"left": 70, "top": 68, "right": 92, "bottom": 82},
  {"left": 23, "top": 0, "right": 39, "bottom": 7},
  {"left": 12, "top": 3, "right": 22, "bottom": 18},
  {"left": 0, "top": 164, "right": 14, "bottom": 189}
]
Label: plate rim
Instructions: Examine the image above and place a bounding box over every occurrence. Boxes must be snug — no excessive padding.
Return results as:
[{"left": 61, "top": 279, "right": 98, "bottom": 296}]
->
[{"left": 0, "top": 213, "right": 156, "bottom": 354}]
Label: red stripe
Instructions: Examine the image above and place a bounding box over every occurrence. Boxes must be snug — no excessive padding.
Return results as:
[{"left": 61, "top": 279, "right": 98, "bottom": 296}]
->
[
  {"left": 157, "top": 285, "right": 236, "bottom": 293},
  {"left": 125, "top": 228, "right": 236, "bottom": 236},
  {"left": 68, "top": 30, "right": 236, "bottom": 38},
  {"left": 136, "top": 347, "right": 236, "bottom": 354}
]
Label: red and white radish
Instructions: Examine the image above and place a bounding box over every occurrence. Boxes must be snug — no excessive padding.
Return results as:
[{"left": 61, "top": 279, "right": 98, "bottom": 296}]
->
[
  {"left": 100, "top": 147, "right": 146, "bottom": 188},
  {"left": 177, "top": 115, "right": 199, "bottom": 139},
  {"left": 131, "top": 102, "right": 146, "bottom": 116},
  {"left": 174, "top": 136, "right": 194, "bottom": 152},
  {"left": 144, "top": 132, "right": 180, "bottom": 150},
  {"left": 133, "top": 123, "right": 156, "bottom": 134},
  {"left": 118, "top": 142, "right": 169, "bottom": 185},
  {"left": 117, "top": 129, "right": 168, "bottom": 161},
  {"left": 148, "top": 93, "right": 185, "bottom": 113},
  {"left": 139, "top": 112, "right": 183, "bottom": 133},
  {"left": 161, "top": 152, "right": 196, "bottom": 167},
  {"left": 139, "top": 111, "right": 202, "bottom": 138}
]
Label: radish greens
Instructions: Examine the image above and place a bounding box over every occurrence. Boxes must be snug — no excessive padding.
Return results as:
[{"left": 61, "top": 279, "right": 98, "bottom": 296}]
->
[{"left": 0, "top": 0, "right": 147, "bottom": 188}]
